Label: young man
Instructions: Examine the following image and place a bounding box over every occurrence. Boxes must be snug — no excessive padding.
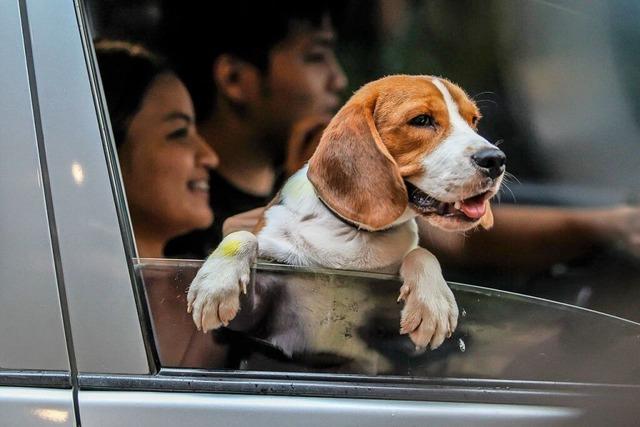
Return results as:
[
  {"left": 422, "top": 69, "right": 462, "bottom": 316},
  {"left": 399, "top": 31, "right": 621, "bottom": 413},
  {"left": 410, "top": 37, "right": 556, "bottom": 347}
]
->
[{"left": 161, "top": 1, "right": 348, "bottom": 257}]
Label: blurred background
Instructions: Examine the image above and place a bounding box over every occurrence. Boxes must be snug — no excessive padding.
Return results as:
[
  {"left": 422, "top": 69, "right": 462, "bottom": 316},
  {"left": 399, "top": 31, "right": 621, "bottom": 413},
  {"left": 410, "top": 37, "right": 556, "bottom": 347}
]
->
[{"left": 86, "top": 0, "right": 640, "bottom": 320}]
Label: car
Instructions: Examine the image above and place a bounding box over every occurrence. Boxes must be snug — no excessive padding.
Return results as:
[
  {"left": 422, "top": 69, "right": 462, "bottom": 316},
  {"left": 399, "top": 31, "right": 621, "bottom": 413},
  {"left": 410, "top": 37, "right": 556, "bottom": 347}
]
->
[{"left": 1, "top": 1, "right": 639, "bottom": 426}]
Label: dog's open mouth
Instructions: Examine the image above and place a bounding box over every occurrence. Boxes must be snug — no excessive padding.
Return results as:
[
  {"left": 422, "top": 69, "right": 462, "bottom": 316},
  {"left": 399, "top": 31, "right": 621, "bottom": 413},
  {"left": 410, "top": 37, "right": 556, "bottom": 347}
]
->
[{"left": 405, "top": 181, "right": 489, "bottom": 221}]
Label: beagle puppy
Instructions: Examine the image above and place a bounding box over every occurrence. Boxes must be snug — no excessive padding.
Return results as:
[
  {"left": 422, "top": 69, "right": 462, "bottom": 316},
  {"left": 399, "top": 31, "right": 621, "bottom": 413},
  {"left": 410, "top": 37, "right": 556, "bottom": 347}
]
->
[{"left": 187, "top": 75, "right": 505, "bottom": 353}]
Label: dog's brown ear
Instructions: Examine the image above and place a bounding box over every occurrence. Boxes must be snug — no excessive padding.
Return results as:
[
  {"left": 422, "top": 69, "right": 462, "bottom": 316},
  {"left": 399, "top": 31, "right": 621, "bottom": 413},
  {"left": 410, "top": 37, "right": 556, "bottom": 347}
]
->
[
  {"left": 307, "top": 98, "right": 407, "bottom": 230},
  {"left": 479, "top": 202, "right": 494, "bottom": 230}
]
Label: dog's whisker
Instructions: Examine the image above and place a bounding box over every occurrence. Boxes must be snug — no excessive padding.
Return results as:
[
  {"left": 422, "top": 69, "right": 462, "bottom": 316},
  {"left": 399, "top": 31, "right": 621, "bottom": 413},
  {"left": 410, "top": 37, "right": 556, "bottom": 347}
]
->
[
  {"left": 504, "top": 171, "right": 521, "bottom": 184},
  {"left": 499, "top": 182, "right": 517, "bottom": 203},
  {"left": 501, "top": 176, "right": 515, "bottom": 186},
  {"left": 475, "top": 99, "right": 498, "bottom": 107},
  {"left": 472, "top": 91, "right": 496, "bottom": 100}
]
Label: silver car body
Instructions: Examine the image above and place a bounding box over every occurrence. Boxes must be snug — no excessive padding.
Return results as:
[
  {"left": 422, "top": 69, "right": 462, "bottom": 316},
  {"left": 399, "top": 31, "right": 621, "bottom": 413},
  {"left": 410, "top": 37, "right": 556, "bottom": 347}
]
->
[{"left": 1, "top": 0, "right": 639, "bottom": 426}]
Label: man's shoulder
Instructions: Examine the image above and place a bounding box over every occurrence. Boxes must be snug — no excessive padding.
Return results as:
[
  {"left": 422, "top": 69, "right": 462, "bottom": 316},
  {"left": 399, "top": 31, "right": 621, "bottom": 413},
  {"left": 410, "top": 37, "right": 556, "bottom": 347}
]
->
[{"left": 210, "top": 170, "right": 280, "bottom": 216}]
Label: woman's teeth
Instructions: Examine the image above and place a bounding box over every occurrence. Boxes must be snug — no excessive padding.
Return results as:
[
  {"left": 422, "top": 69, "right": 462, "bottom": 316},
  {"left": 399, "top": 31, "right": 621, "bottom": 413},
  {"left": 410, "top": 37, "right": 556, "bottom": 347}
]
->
[{"left": 189, "top": 180, "right": 209, "bottom": 192}]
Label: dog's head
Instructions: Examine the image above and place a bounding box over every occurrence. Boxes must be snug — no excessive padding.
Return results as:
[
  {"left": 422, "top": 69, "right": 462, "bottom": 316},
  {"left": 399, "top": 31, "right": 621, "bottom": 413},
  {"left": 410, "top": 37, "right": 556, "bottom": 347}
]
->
[{"left": 307, "top": 75, "right": 505, "bottom": 232}]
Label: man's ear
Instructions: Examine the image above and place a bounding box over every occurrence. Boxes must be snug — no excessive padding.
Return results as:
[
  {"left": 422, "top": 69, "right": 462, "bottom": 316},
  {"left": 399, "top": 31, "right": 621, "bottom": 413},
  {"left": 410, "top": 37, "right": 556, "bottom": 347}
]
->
[{"left": 212, "top": 54, "right": 260, "bottom": 106}]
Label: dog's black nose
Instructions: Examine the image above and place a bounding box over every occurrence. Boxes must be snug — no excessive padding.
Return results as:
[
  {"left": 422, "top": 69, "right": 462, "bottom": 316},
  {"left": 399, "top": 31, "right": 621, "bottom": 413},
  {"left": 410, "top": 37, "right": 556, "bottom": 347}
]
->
[{"left": 472, "top": 148, "right": 506, "bottom": 179}]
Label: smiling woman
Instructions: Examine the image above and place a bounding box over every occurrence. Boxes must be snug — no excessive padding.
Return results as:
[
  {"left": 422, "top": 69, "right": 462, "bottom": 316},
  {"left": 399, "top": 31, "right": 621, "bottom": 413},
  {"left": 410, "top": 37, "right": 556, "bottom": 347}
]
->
[{"left": 95, "top": 40, "right": 219, "bottom": 257}]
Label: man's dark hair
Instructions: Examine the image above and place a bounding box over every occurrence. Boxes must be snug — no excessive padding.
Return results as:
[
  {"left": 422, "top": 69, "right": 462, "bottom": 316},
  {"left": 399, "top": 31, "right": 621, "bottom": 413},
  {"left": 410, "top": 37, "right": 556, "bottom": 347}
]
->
[{"left": 159, "top": 1, "right": 342, "bottom": 122}]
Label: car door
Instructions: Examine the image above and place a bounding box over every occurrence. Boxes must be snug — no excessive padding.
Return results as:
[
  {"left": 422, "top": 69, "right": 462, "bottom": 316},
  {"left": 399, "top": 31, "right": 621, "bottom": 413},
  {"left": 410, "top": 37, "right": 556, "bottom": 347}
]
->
[
  {"left": 21, "top": 1, "right": 639, "bottom": 426},
  {"left": 0, "top": 1, "right": 74, "bottom": 425}
]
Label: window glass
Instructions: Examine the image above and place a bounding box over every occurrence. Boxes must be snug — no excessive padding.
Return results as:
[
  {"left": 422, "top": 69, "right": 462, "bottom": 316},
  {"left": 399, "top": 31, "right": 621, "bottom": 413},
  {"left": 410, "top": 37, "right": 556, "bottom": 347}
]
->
[
  {"left": 87, "top": 0, "right": 640, "bottom": 382},
  {"left": 137, "top": 258, "right": 640, "bottom": 384}
]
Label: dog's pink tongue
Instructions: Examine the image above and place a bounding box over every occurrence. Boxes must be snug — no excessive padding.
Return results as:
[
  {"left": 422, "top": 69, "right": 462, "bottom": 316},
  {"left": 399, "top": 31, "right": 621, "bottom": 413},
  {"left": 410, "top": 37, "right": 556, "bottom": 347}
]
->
[{"left": 460, "top": 197, "right": 486, "bottom": 219}]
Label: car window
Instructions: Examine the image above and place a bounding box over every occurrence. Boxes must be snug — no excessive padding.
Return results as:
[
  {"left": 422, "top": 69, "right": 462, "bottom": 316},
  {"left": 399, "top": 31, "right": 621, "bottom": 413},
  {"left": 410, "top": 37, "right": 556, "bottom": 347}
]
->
[
  {"left": 137, "top": 258, "right": 640, "bottom": 385},
  {"left": 85, "top": 0, "right": 640, "bottom": 387}
]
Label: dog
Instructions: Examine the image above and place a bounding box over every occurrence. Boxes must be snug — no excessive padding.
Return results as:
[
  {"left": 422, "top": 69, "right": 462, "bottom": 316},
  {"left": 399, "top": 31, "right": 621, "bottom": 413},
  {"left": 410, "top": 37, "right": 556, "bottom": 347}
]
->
[{"left": 186, "top": 75, "right": 505, "bottom": 359}]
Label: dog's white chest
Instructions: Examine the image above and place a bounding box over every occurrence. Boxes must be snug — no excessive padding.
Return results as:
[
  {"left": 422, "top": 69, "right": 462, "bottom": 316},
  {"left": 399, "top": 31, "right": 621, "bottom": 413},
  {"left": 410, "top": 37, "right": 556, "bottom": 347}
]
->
[{"left": 257, "top": 192, "right": 418, "bottom": 273}]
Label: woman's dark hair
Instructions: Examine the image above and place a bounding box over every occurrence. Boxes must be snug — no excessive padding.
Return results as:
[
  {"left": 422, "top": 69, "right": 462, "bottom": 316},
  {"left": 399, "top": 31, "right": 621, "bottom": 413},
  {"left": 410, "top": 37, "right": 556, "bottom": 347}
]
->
[{"left": 95, "top": 40, "right": 170, "bottom": 147}]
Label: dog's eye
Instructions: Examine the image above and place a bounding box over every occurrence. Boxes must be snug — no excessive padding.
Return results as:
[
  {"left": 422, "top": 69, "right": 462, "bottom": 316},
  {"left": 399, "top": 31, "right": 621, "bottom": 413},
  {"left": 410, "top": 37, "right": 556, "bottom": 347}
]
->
[{"left": 409, "top": 114, "right": 435, "bottom": 128}]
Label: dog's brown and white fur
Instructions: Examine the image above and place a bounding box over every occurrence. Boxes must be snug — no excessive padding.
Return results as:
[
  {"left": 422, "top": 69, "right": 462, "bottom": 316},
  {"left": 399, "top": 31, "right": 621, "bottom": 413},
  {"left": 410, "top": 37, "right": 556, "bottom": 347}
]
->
[{"left": 187, "top": 75, "right": 505, "bottom": 351}]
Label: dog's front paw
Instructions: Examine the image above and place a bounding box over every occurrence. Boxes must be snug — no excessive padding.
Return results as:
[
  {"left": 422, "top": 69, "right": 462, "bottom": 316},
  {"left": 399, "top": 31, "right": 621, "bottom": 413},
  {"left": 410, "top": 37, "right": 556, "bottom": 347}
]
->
[
  {"left": 398, "top": 249, "right": 459, "bottom": 350},
  {"left": 398, "top": 279, "right": 458, "bottom": 350},
  {"left": 187, "top": 231, "right": 258, "bottom": 332}
]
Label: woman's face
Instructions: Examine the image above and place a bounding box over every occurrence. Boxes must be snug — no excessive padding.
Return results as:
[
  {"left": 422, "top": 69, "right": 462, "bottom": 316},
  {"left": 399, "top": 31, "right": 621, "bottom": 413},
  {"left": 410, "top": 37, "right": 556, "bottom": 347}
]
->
[{"left": 119, "top": 73, "right": 218, "bottom": 240}]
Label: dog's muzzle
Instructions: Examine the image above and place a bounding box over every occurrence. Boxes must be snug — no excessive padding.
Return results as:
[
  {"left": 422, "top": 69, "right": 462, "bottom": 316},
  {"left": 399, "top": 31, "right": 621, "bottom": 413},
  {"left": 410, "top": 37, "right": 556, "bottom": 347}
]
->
[{"left": 405, "top": 181, "right": 492, "bottom": 221}]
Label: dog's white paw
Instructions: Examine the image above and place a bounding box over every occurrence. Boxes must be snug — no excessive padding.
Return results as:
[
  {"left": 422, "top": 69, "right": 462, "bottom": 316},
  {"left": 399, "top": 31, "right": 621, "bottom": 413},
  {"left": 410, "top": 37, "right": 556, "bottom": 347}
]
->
[
  {"left": 398, "top": 248, "right": 459, "bottom": 350},
  {"left": 187, "top": 231, "right": 258, "bottom": 332}
]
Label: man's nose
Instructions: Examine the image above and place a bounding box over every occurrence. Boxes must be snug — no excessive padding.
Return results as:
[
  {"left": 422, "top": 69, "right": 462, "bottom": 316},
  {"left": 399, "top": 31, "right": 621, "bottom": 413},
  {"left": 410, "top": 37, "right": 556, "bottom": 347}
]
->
[{"left": 471, "top": 148, "right": 506, "bottom": 179}]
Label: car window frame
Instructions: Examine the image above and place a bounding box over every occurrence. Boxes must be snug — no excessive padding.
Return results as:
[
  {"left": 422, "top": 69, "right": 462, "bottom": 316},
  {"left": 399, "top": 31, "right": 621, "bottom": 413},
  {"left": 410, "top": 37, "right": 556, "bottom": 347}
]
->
[
  {"left": 0, "top": 0, "right": 70, "bottom": 380},
  {"left": 22, "top": 0, "right": 151, "bottom": 376}
]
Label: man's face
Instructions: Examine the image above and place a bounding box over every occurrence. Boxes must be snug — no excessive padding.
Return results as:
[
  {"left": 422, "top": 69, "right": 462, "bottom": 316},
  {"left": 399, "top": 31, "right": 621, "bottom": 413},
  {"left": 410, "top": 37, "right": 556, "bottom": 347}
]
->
[{"left": 256, "top": 15, "right": 348, "bottom": 150}]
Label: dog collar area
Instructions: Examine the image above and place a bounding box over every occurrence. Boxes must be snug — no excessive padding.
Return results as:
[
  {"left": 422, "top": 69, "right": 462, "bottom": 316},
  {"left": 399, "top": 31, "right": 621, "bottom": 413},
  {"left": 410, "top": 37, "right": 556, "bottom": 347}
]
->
[{"left": 317, "top": 196, "right": 394, "bottom": 233}]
